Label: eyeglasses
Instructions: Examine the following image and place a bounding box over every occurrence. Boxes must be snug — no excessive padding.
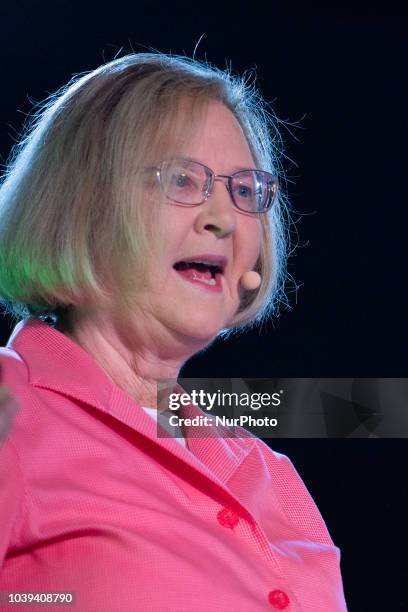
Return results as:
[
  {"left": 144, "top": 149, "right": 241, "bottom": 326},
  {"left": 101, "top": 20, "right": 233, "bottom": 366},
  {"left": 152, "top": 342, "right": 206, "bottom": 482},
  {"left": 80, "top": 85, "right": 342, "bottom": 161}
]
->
[{"left": 147, "top": 158, "right": 279, "bottom": 215}]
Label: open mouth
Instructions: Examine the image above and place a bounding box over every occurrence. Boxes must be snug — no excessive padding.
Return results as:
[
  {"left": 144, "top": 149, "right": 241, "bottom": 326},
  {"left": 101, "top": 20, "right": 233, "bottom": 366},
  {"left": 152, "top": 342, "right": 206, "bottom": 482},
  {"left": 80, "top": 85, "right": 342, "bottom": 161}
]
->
[{"left": 173, "top": 259, "right": 224, "bottom": 290}]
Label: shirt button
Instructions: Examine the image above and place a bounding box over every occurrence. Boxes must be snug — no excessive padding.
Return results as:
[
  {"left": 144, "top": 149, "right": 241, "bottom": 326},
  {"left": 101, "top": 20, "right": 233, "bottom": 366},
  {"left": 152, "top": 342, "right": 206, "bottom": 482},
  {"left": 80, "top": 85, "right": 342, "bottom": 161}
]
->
[
  {"left": 268, "top": 589, "right": 290, "bottom": 609},
  {"left": 217, "top": 507, "right": 239, "bottom": 529}
]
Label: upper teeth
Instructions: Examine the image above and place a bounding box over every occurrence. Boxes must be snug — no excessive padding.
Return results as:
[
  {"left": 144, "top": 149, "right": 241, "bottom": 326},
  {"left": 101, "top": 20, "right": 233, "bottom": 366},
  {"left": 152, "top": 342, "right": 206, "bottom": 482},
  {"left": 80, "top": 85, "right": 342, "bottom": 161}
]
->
[
  {"left": 192, "top": 260, "right": 217, "bottom": 266},
  {"left": 173, "top": 260, "right": 222, "bottom": 273}
]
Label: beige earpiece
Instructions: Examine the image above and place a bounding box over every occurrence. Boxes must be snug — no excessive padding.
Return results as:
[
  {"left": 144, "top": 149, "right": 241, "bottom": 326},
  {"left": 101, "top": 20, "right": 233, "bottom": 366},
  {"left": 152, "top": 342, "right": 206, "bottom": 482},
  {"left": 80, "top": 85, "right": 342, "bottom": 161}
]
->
[{"left": 240, "top": 271, "right": 261, "bottom": 290}]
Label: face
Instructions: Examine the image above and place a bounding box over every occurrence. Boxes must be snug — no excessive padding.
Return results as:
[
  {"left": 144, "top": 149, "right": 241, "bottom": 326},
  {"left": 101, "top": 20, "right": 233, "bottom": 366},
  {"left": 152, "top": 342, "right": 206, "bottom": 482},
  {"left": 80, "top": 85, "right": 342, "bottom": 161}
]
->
[{"left": 130, "top": 101, "right": 262, "bottom": 348}]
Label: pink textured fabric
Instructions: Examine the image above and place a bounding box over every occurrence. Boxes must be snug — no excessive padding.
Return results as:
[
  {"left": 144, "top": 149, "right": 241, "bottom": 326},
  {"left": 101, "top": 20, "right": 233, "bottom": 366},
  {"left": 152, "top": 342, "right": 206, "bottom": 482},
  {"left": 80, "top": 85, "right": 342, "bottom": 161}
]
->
[{"left": 0, "top": 318, "right": 347, "bottom": 611}]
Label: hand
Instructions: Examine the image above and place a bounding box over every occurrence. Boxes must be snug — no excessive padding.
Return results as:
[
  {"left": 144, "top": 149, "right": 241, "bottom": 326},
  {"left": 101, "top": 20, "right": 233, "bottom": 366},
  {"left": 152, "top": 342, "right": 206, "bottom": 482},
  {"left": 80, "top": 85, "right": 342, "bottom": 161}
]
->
[{"left": 0, "top": 365, "right": 20, "bottom": 446}]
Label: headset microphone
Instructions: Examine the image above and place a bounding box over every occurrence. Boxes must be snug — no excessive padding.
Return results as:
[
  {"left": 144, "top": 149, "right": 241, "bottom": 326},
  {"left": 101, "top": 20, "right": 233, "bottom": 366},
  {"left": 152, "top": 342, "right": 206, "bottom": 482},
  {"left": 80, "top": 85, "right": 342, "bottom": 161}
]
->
[{"left": 240, "top": 271, "right": 261, "bottom": 290}]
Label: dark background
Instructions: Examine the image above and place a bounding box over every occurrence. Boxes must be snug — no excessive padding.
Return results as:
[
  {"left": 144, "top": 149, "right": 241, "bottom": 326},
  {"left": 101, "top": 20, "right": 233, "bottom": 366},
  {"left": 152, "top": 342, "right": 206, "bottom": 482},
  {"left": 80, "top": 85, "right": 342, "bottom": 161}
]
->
[{"left": 0, "top": 3, "right": 407, "bottom": 610}]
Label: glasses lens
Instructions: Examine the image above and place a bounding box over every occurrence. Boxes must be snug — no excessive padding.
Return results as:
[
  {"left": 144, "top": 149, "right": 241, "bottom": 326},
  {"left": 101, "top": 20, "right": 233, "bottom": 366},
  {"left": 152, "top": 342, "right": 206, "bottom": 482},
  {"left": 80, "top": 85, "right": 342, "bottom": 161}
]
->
[
  {"left": 160, "top": 159, "right": 208, "bottom": 205},
  {"left": 231, "top": 171, "right": 278, "bottom": 213}
]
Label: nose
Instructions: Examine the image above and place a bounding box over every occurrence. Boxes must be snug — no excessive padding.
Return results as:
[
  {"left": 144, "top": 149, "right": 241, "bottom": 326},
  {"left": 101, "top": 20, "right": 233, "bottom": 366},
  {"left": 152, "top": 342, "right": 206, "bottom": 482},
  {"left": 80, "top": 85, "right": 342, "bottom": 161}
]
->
[{"left": 193, "top": 178, "right": 236, "bottom": 239}]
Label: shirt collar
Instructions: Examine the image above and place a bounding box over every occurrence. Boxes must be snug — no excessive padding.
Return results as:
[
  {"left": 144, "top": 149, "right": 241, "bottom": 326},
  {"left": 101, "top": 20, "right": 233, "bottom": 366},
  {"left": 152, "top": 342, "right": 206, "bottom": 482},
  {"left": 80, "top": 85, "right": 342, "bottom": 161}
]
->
[
  {"left": 7, "top": 317, "right": 112, "bottom": 413},
  {"left": 6, "top": 317, "right": 256, "bottom": 486}
]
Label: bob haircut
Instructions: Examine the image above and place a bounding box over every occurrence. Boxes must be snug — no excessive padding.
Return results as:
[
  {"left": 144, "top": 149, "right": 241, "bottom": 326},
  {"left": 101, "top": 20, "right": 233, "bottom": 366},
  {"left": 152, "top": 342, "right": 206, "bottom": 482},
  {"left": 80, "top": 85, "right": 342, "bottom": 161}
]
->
[{"left": 0, "top": 52, "right": 291, "bottom": 337}]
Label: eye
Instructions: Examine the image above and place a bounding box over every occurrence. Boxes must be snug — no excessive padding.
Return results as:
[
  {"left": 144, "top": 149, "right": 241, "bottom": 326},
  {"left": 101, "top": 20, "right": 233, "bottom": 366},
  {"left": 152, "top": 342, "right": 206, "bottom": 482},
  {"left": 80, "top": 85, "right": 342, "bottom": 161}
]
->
[
  {"left": 236, "top": 183, "right": 253, "bottom": 198},
  {"left": 171, "top": 173, "right": 191, "bottom": 188}
]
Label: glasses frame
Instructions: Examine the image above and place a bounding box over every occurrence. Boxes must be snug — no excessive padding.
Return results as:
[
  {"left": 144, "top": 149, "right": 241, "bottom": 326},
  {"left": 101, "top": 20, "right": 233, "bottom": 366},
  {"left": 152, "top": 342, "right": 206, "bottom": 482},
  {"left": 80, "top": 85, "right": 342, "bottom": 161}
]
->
[{"left": 148, "top": 158, "right": 279, "bottom": 215}]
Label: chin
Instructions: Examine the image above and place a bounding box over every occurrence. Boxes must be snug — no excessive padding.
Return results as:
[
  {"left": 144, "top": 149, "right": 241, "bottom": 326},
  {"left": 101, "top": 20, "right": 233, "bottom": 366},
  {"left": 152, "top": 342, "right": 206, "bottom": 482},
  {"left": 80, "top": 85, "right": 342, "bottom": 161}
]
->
[{"left": 172, "top": 315, "right": 229, "bottom": 344}]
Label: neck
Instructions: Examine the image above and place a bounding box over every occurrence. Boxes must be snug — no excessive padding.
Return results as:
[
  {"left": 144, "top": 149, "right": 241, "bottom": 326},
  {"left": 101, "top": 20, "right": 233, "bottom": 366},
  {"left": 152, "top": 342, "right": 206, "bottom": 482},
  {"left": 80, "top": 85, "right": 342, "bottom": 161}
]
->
[{"left": 55, "top": 305, "right": 210, "bottom": 409}]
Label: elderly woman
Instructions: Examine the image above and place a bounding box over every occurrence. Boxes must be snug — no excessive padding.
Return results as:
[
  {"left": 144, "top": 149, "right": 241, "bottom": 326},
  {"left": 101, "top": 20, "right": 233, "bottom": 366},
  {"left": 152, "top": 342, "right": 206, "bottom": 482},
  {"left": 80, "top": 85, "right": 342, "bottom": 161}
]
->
[{"left": 0, "top": 54, "right": 347, "bottom": 610}]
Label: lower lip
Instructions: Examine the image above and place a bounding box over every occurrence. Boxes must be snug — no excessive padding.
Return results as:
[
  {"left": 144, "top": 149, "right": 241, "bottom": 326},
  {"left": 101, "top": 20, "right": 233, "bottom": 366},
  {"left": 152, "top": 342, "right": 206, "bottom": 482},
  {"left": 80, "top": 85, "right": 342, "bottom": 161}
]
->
[{"left": 173, "top": 268, "right": 223, "bottom": 293}]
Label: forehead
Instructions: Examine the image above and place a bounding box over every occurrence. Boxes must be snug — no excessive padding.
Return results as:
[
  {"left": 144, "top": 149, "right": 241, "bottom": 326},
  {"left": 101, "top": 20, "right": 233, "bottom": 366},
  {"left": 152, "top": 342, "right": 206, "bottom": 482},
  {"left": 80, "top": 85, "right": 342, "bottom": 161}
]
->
[
  {"left": 174, "top": 100, "right": 256, "bottom": 171},
  {"left": 186, "top": 101, "right": 253, "bottom": 167}
]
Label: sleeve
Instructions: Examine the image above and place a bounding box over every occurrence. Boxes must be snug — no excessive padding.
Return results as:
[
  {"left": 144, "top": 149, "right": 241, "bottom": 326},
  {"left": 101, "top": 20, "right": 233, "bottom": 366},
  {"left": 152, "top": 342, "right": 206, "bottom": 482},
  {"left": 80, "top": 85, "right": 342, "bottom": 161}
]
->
[
  {"left": 0, "top": 435, "right": 25, "bottom": 570},
  {"left": 0, "top": 351, "right": 28, "bottom": 570},
  {"left": 256, "top": 439, "right": 336, "bottom": 546}
]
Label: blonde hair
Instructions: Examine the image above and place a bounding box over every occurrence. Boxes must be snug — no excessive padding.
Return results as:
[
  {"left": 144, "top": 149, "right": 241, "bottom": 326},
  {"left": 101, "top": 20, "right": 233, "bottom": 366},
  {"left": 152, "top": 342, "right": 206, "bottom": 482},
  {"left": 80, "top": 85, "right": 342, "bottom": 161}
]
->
[{"left": 0, "top": 52, "right": 292, "bottom": 336}]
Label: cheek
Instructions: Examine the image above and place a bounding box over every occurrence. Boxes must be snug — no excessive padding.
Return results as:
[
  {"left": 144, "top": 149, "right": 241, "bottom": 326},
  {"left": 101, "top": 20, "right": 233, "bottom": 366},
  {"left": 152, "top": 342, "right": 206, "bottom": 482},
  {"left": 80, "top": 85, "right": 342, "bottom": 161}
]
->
[
  {"left": 240, "top": 219, "right": 262, "bottom": 267},
  {"left": 162, "top": 206, "right": 195, "bottom": 238},
  {"left": 152, "top": 209, "right": 190, "bottom": 263}
]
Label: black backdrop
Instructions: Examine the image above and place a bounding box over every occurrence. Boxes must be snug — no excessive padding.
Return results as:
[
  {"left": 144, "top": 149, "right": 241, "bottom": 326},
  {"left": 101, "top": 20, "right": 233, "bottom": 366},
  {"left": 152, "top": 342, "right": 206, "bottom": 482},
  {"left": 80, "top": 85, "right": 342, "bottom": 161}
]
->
[{"left": 0, "top": 4, "right": 407, "bottom": 610}]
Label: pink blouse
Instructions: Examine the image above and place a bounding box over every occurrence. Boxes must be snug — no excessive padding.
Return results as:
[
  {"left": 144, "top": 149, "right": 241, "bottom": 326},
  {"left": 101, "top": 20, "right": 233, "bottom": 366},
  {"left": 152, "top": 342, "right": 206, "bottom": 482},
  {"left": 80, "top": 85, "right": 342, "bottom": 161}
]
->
[{"left": 0, "top": 318, "right": 347, "bottom": 610}]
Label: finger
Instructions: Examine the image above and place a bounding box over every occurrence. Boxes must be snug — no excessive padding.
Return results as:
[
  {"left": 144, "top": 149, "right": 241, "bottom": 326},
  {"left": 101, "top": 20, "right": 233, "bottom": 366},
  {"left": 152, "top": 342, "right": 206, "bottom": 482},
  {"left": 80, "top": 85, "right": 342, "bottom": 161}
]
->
[
  {"left": 0, "top": 390, "right": 20, "bottom": 445},
  {"left": 0, "top": 400, "right": 19, "bottom": 444}
]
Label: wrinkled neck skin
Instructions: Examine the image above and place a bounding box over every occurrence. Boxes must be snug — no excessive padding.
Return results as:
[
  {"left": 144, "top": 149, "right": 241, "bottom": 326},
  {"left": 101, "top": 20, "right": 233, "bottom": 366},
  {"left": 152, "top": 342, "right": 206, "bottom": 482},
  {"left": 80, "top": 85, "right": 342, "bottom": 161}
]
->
[{"left": 54, "top": 305, "right": 215, "bottom": 409}]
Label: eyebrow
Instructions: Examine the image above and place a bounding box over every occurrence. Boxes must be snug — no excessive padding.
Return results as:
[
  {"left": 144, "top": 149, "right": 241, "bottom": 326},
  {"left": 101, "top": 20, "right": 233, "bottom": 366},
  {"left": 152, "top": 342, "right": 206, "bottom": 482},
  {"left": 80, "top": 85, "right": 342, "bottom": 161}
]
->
[
  {"left": 229, "top": 164, "right": 256, "bottom": 173},
  {"left": 186, "top": 157, "right": 257, "bottom": 173}
]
